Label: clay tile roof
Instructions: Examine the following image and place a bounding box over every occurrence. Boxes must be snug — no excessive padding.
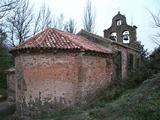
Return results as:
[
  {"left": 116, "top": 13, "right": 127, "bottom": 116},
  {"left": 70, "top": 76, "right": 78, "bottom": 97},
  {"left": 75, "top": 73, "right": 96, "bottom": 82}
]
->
[{"left": 12, "top": 28, "right": 112, "bottom": 54}]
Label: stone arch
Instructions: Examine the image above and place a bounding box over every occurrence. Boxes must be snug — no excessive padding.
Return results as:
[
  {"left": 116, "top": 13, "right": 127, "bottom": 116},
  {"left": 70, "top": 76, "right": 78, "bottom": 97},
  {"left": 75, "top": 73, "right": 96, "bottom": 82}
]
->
[
  {"left": 110, "top": 32, "right": 117, "bottom": 41},
  {"left": 116, "top": 19, "right": 122, "bottom": 26}
]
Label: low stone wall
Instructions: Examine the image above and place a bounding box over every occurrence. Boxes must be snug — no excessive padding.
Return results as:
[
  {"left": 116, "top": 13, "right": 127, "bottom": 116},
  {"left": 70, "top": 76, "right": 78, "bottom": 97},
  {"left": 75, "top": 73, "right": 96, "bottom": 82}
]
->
[{"left": 6, "top": 67, "right": 16, "bottom": 103}]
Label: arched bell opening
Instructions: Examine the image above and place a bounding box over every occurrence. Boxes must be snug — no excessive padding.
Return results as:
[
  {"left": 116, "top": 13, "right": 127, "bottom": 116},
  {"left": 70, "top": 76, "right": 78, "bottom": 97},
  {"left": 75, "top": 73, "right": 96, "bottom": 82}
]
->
[
  {"left": 110, "top": 32, "right": 117, "bottom": 41},
  {"left": 123, "top": 31, "right": 130, "bottom": 44}
]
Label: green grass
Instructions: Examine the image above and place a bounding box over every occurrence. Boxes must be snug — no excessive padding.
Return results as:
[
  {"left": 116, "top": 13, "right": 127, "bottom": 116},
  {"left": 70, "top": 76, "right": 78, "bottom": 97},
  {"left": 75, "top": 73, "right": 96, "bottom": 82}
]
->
[{"left": 38, "top": 73, "right": 160, "bottom": 120}]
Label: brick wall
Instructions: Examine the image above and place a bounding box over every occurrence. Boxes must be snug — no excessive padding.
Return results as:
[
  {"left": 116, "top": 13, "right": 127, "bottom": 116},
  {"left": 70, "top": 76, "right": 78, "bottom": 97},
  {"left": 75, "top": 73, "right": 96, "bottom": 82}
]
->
[
  {"left": 79, "top": 55, "right": 112, "bottom": 103},
  {"left": 13, "top": 52, "right": 112, "bottom": 118}
]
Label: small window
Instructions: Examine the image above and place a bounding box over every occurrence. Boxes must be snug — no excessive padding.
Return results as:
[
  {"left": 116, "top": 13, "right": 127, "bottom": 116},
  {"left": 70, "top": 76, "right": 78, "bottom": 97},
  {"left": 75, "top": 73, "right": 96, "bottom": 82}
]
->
[
  {"left": 110, "top": 32, "right": 117, "bottom": 41},
  {"left": 123, "top": 31, "right": 130, "bottom": 43},
  {"left": 117, "top": 20, "right": 122, "bottom": 26}
]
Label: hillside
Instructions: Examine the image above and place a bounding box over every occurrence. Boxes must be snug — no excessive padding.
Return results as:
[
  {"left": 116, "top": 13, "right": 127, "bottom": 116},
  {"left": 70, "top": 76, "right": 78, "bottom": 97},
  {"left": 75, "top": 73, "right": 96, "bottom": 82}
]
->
[{"left": 39, "top": 73, "right": 160, "bottom": 120}]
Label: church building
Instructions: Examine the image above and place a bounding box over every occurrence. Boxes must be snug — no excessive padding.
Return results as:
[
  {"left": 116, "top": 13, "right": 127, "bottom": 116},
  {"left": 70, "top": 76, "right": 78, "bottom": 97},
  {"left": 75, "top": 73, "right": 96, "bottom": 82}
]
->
[{"left": 7, "top": 12, "right": 140, "bottom": 119}]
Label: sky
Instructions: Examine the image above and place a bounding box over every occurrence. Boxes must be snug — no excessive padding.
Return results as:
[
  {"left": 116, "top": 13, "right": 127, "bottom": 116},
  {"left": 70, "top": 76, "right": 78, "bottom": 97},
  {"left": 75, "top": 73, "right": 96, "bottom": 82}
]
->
[{"left": 30, "top": 0, "right": 160, "bottom": 52}]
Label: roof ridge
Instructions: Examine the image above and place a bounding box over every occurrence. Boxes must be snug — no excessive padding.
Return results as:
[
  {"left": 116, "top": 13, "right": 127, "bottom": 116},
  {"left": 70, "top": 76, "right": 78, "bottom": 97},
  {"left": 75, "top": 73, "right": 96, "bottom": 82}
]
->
[
  {"left": 77, "top": 29, "right": 111, "bottom": 42},
  {"left": 78, "top": 35, "right": 111, "bottom": 52},
  {"left": 40, "top": 28, "right": 54, "bottom": 48}
]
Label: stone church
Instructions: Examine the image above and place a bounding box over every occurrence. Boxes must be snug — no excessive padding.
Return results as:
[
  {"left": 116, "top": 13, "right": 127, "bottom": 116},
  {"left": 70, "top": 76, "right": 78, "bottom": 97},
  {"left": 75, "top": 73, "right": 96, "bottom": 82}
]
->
[{"left": 7, "top": 12, "right": 140, "bottom": 118}]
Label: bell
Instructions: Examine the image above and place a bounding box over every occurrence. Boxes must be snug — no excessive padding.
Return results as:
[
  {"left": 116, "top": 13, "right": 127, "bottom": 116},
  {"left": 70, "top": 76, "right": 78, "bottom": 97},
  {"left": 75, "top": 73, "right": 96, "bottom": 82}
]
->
[
  {"left": 123, "top": 35, "right": 128, "bottom": 40},
  {"left": 110, "top": 36, "right": 116, "bottom": 41}
]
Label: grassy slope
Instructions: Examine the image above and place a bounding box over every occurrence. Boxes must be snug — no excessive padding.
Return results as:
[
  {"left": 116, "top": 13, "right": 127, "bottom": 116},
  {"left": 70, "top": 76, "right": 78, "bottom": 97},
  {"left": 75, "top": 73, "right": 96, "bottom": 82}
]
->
[{"left": 39, "top": 73, "right": 160, "bottom": 120}]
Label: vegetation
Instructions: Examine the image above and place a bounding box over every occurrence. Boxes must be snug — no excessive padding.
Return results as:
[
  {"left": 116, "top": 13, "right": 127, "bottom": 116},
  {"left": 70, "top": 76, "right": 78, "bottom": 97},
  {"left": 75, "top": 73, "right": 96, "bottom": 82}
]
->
[
  {"left": 35, "top": 72, "right": 160, "bottom": 120},
  {"left": 90, "top": 73, "right": 160, "bottom": 120},
  {"left": 149, "top": 46, "right": 160, "bottom": 74},
  {"left": 0, "top": 46, "right": 13, "bottom": 89},
  {"left": 83, "top": 0, "right": 96, "bottom": 33},
  {"left": 0, "top": 29, "right": 13, "bottom": 93}
]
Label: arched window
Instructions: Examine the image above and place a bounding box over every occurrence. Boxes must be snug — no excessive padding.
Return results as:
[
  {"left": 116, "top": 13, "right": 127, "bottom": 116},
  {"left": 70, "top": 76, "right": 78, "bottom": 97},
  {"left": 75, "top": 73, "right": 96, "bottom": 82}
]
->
[
  {"left": 117, "top": 19, "right": 122, "bottom": 26},
  {"left": 110, "top": 32, "right": 117, "bottom": 41},
  {"left": 123, "top": 31, "right": 130, "bottom": 43}
]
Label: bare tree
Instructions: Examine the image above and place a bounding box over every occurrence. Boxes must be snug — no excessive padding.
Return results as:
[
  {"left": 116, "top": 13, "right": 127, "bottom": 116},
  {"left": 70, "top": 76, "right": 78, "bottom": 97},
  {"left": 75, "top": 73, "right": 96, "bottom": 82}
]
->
[
  {"left": 64, "top": 19, "right": 76, "bottom": 33},
  {"left": 0, "top": 0, "right": 19, "bottom": 47},
  {"left": 147, "top": 1, "right": 160, "bottom": 45},
  {"left": 149, "top": 10, "right": 160, "bottom": 45},
  {"left": 6, "top": 17, "right": 16, "bottom": 47},
  {"left": 0, "top": 29, "right": 7, "bottom": 47},
  {"left": 33, "top": 10, "right": 41, "bottom": 35},
  {"left": 83, "top": 0, "right": 96, "bottom": 33},
  {"left": 33, "top": 5, "right": 67, "bottom": 34},
  {"left": 33, "top": 5, "right": 53, "bottom": 34},
  {"left": 50, "top": 13, "right": 67, "bottom": 30},
  {"left": 0, "top": 0, "right": 19, "bottom": 20},
  {"left": 55, "top": 14, "right": 65, "bottom": 30},
  {"left": 6, "top": 0, "right": 33, "bottom": 46}
]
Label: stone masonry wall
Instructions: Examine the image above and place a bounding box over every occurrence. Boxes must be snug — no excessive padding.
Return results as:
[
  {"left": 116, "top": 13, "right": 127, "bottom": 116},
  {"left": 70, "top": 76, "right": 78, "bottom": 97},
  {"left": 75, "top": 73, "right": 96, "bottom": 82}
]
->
[
  {"left": 7, "top": 71, "right": 16, "bottom": 103},
  {"left": 14, "top": 52, "right": 80, "bottom": 118},
  {"left": 112, "top": 44, "right": 140, "bottom": 80},
  {"left": 14, "top": 52, "right": 112, "bottom": 119},
  {"left": 79, "top": 55, "right": 112, "bottom": 103}
]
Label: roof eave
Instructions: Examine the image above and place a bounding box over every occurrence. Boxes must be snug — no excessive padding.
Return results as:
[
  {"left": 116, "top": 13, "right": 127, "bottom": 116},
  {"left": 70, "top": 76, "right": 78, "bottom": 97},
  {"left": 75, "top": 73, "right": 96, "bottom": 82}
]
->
[{"left": 10, "top": 47, "right": 112, "bottom": 57}]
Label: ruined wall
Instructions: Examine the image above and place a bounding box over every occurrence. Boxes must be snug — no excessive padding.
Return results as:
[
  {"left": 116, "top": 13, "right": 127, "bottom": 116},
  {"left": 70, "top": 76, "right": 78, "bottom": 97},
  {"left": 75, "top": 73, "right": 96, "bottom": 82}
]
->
[
  {"left": 112, "top": 43, "right": 140, "bottom": 80},
  {"left": 14, "top": 52, "right": 112, "bottom": 118}
]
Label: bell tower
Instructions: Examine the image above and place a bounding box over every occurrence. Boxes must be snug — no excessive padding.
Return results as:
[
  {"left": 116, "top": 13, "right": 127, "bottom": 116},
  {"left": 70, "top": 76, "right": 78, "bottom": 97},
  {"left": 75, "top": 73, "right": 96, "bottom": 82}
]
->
[{"left": 104, "top": 12, "right": 137, "bottom": 47}]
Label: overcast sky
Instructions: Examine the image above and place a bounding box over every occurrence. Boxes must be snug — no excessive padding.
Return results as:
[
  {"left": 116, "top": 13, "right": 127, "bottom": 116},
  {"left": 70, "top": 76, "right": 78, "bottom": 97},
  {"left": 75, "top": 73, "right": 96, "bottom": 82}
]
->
[{"left": 30, "top": 0, "right": 159, "bottom": 52}]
